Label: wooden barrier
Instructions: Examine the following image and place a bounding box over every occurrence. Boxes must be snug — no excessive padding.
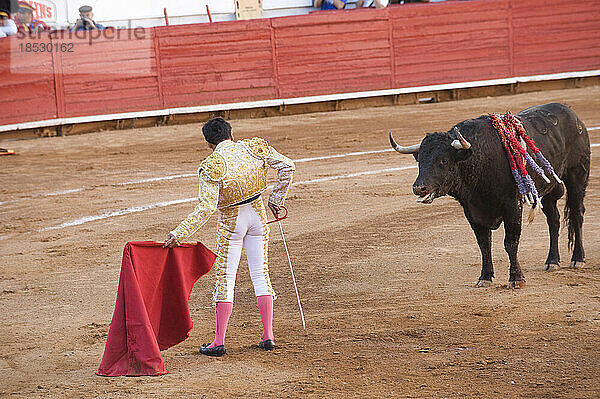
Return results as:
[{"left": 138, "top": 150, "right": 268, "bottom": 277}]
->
[
  {"left": 156, "top": 19, "right": 276, "bottom": 108},
  {"left": 511, "top": 0, "right": 600, "bottom": 76},
  {"left": 53, "top": 28, "right": 161, "bottom": 118},
  {"left": 272, "top": 9, "right": 392, "bottom": 98},
  {"left": 0, "top": 33, "right": 57, "bottom": 125},
  {"left": 391, "top": 0, "right": 511, "bottom": 87},
  {"left": 1, "top": 0, "right": 599, "bottom": 129}
]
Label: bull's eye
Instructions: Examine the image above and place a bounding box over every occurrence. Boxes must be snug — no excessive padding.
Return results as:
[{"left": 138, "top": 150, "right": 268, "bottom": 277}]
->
[{"left": 439, "top": 159, "right": 448, "bottom": 167}]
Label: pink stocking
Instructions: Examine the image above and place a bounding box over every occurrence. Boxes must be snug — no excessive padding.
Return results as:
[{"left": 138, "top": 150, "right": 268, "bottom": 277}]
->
[
  {"left": 209, "top": 301, "right": 233, "bottom": 348},
  {"left": 256, "top": 295, "right": 274, "bottom": 341}
]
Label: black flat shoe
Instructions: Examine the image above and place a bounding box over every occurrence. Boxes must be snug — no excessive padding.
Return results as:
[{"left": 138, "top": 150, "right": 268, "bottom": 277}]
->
[
  {"left": 258, "top": 339, "right": 275, "bottom": 351},
  {"left": 199, "top": 344, "right": 226, "bottom": 357}
]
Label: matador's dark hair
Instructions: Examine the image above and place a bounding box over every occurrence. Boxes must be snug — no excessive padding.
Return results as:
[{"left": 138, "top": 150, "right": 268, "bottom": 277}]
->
[{"left": 202, "top": 117, "right": 232, "bottom": 145}]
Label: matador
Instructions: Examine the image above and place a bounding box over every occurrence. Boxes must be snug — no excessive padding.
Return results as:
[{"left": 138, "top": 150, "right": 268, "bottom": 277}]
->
[{"left": 164, "top": 117, "right": 295, "bottom": 357}]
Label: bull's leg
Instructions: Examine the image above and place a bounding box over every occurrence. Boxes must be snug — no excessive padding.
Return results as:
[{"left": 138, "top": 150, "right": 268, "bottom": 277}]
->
[
  {"left": 470, "top": 223, "right": 494, "bottom": 287},
  {"left": 503, "top": 209, "right": 525, "bottom": 288},
  {"left": 541, "top": 184, "right": 565, "bottom": 271},
  {"left": 564, "top": 164, "right": 589, "bottom": 269}
]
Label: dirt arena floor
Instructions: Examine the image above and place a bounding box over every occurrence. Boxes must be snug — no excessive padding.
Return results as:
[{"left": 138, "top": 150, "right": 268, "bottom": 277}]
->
[{"left": 1, "top": 86, "right": 599, "bottom": 398}]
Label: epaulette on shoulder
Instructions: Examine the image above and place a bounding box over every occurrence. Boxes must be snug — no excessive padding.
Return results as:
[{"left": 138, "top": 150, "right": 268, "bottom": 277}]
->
[
  {"left": 241, "top": 137, "right": 272, "bottom": 160},
  {"left": 199, "top": 152, "right": 227, "bottom": 181}
]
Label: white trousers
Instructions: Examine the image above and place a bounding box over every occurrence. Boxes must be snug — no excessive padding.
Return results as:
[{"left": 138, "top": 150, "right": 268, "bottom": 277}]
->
[{"left": 212, "top": 198, "right": 275, "bottom": 304}]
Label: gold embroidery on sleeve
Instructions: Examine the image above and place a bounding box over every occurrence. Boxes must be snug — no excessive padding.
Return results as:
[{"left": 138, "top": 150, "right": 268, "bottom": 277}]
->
[
  {"left": 266, "top": 147, "right": 295, "bottom": 206},
  {"left": 241, "top": 137, "right": 272, "bottom": 160},
  {"left": 200, "top": 152, "right": 227, "bottom": 181},
  {"left": 171, "top": 176, "right": 219, "bottom": 240}
]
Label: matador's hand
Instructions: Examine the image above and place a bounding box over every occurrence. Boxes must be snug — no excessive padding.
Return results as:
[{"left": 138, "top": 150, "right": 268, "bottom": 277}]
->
[
  {"left": 268, "top": 202, "right": 280, "bottom": 218},
  {"left": 163, "top": 233, "right": 179, "bottom": 248}
]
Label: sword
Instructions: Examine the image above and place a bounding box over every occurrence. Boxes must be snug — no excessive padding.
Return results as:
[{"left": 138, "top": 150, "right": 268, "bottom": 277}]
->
[{"left": 267, "top": 206, "right": 306, "bottom": 329}]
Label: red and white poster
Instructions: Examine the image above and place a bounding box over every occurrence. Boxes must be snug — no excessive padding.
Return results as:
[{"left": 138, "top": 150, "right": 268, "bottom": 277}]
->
[{"left": 19, "top": 0, "right": 58, "bottom": 23}]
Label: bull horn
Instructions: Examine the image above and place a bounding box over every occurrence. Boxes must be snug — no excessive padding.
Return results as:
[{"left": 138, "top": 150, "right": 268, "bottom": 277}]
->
[
  {"left": 389, "top": 130, "right": 420, "bottom": 154},
  {"left": 451, "top": 127, "right": 471, "bottom": 150}
]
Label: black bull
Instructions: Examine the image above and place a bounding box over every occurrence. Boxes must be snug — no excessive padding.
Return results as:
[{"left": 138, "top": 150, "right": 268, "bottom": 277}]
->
[{"left": 389, "top": 103, "right": 590, "bottom": 287}]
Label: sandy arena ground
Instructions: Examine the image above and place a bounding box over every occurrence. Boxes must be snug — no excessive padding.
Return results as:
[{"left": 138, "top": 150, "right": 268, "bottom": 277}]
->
[{"left": 1, "top": 86, "right": 599, "bottom": 398}]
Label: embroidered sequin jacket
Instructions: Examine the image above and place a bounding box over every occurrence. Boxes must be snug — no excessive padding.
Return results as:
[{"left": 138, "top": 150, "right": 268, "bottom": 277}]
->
[{"left": 170, "top": 138, "right": 295, "bottom": 240}]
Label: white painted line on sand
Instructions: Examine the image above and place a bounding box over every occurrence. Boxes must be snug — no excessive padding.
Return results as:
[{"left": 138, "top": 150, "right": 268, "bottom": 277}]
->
[
  {"left": 294, "top": 149, "right": 393, "bottom": 163},
  {"left": 41, "top": 197, "right": 197, "bottom": 231},
  {"left": 39, "top": 165, "right": 418, "bottom": 231},
  {"left": 38, "top": 139, "right": 600, "bottom": 232},
  {"left": 1, "top": 147, "right": 398, "bottom": 205},
  {"left": 4, "top": 125, "right": 600, "bottom": 207},
  {"left": 45, "top": 188, "right": 86, "bottom": 196},
  {"left": 294, "top": 166, "right": 416, "bottom": 185},
  {"left": 116, "top": 173, "right": 196, "bottom": 186},
  {"left": 1, "top": 187, "right": 87, "bottom": 206}
]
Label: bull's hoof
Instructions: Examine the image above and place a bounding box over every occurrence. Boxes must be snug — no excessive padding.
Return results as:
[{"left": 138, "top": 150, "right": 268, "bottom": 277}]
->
[
  {"left": 508, "top": 280, "right": 526, "bottom": 289},
  {"left": 569, "top": 261, "right": 585, "bottom": 269},
  {"left": 476, "top": 280, "right": 492, "bottom": 288},
  {"left": 544, "top": 263, "right": 559, "bottom": 272}
]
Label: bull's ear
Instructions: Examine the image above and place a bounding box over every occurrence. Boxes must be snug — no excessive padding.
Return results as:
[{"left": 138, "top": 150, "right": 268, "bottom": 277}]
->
[
  {"left": 412, "top": 152, "right": 419, "bottom": 162},
  {"left": 453, "top": 149, "right": 472, "bottom": 162}
]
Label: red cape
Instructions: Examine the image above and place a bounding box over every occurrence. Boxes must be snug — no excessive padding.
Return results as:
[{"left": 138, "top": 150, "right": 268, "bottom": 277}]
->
[{"left": 97, "top": 241, "right": 215, "bottom": 376}]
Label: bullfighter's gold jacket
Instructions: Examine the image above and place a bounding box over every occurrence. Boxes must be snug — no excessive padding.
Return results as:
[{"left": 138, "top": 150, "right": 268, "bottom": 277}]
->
[{"left": 170, "top": 138, "right": 295, "bottom": 240}]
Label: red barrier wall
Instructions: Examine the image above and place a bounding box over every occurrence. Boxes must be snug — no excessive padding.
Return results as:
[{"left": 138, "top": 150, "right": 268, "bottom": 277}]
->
[
  {"left": 0, "top": 35, "right": 57, "bottom": 125},
  {"left": 156, "top": 19, "right": 276, "bottom": 108},
  {"left": 53, "top": 29, "right": 161, "bottom": 118},
  {"left": 273, "top": 9, "right": 392, "bottom": 98},
  {"left": 1, "top": 0, "right": 599, "bottom": 128},
  {"left": 391, "top": 0, "right": 512, "bottom": 87},
  {"left": 511, "top": 0, "right": 600, "bottom": 76}
]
